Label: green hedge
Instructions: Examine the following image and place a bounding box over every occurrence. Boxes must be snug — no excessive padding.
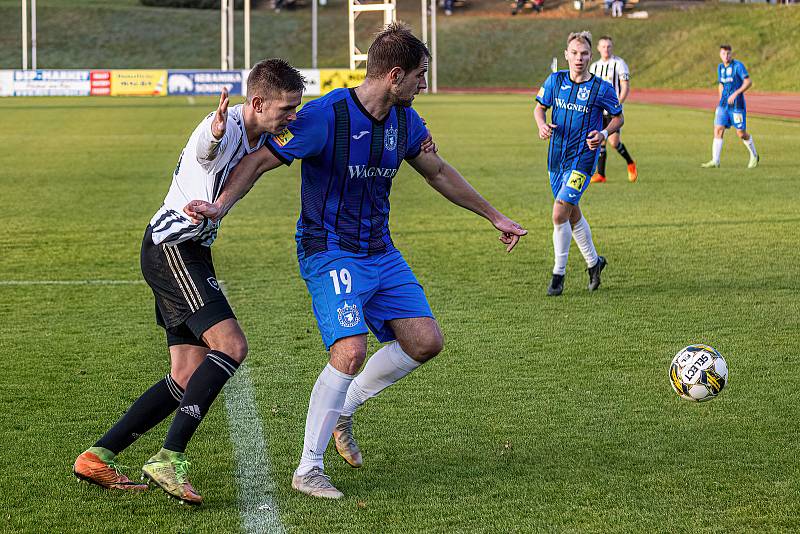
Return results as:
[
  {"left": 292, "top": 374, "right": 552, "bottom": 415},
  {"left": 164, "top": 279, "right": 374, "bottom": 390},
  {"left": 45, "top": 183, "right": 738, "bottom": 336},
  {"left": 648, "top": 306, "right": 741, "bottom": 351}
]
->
[{"left": 140, "top": 0, "right": 245, "bottom": 8}]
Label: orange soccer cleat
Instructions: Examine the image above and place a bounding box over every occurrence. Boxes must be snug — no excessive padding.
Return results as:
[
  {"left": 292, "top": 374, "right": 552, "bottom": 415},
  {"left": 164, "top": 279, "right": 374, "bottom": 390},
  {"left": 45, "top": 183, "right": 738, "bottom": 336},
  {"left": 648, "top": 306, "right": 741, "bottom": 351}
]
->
[
  {"left": 591, "top": 173, "right": 606, "bottom": 183},
  {"left": 627, "top": 161, "right": 638, "bottom": 182},
  {"left": 73, "top": 450, "right": 149, "bottom": 491}
]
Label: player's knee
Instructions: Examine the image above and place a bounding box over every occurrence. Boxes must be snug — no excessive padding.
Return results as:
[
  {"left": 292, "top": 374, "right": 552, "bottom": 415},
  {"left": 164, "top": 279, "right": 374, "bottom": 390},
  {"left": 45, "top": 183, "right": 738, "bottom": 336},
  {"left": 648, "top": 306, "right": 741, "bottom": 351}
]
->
[
  {"left": 737, "top": 130, "right": 748, "bottom": 139},
  {"left": 214, "top": 335, "right": 248, "bottom": 363},
  {"left": 170, "top": 364, "right": 199, "bottom": 390},
  {"left": 406, "top": 330, "right": 444, "bottom": 362}
]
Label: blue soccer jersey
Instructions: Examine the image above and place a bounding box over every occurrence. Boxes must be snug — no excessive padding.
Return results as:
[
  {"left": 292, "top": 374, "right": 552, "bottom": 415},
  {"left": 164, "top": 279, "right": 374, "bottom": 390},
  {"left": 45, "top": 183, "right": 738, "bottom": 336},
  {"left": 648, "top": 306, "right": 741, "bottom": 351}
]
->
[
  {"left": 536, "top": 70, "right": 622, "bottom": 178},
  {"left": 266, "top": 88, "right": 429, "bottom": 259},
  {"left": 718, "top": 60, "right": 749, "bottom": 110}
]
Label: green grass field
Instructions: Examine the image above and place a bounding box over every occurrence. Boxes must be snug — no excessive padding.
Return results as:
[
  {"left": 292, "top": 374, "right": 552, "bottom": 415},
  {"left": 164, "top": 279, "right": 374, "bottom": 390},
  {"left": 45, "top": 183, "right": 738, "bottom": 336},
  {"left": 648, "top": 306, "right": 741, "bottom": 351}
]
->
[
  {"left": 2, "top": 94, "right": 799, "bottom": 533},
  {"left": 1, "top": 1, "right": 799, "bottom": 91}
]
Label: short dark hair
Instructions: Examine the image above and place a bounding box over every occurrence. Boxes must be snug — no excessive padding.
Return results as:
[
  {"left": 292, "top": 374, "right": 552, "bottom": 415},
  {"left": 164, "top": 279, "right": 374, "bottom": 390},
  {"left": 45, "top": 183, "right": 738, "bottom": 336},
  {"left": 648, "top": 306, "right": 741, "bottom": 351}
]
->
[
  {"left": 247, "top": 58, "right": 305, "bottom": 101},
  {"left": 720, "top": 44, "right": 732, "bottom": 51},
  {"left": 598, "top": 35, "right": 613, "bottom": 44},
  {"left": 366, "top": 22, "right": 431, "bottom": 79}
]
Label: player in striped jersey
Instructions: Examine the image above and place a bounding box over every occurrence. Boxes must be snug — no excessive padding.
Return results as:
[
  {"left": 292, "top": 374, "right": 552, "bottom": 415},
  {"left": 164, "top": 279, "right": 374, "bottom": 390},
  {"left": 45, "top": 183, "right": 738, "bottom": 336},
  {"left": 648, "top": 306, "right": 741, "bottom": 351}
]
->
[
  {"left": 588, "top": 36, "right": 637, "bottom": 183},
  {"left": 535, "top": 31, "right": 623, "bottom": 296},
  {"left": 73, "top": 59, "right": 305, "bottom": 505},
  {"left": 186, "top": 22, "right": 527, "bottom": 499}
]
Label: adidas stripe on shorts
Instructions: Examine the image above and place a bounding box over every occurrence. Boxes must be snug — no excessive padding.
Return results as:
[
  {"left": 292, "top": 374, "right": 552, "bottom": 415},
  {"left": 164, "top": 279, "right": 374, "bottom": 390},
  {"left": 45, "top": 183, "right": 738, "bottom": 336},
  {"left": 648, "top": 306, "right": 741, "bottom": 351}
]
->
[{"left": 140, "top": 225, "right": 236, "bottom": 347}]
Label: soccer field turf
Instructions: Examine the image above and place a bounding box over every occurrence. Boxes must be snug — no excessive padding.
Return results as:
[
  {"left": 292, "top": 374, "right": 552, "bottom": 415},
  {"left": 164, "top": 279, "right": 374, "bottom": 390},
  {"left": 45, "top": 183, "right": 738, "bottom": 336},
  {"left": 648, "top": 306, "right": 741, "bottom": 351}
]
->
[{"left": 1, "top": 95, "right": 799, "bottom": 533}]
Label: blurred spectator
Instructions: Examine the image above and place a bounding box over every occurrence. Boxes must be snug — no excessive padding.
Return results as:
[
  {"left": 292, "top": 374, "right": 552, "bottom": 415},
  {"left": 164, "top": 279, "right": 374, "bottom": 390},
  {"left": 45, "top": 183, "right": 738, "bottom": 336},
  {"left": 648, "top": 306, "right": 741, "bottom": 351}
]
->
[
  {"left": 511, "top": 0, "right": 543, "bottom": 15},
  {"left": 604, "top": 0, "right": 625, "bottom": 17}
]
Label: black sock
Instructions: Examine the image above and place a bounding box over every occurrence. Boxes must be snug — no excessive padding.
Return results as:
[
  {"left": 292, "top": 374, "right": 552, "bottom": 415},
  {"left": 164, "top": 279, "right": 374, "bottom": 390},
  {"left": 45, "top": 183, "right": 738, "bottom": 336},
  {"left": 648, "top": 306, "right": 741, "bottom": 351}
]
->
[
  {"left": 95, "top": 374, "right": 184, "bottom": 455},
  {"left": 597, "top": 146, "right": 607, "bottom": 176},
  {"left": 616, "top": 143, "right": 634, "bottom": 164},
  {"left": 163, "top": 351, "right": 240, "bottom": 453}
]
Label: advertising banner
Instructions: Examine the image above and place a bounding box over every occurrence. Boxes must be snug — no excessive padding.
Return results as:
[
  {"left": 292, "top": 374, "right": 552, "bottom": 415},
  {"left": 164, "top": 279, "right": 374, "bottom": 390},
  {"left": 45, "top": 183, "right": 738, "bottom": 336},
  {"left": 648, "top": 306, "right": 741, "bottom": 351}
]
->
[
  {"left": 319, "top": 69, "right": 366, "bottom": 95},
  {"left": 12, "top": 70, "right": 91, "bottom": 96},
  {"left": 0, "top": 71, "right": 13, "bottom": 97},
  {"left": 110, "top": 70, "right": 168, "bottom": 96},
  {"left": 90, "top": 70, "right": 111, "bottom": 96},
  {"left": 297, "top": 69, "right": 321, "bottom": 96},
  {"left": 167, "top": 70, "right": 243, "bottom": 96}
]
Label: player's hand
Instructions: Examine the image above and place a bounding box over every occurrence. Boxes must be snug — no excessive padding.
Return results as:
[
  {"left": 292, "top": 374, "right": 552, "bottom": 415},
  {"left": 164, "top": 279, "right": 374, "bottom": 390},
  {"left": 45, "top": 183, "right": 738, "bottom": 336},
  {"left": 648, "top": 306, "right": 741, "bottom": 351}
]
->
[
  {"left": 493, "top": 215, "right": 527, "bottom": 253},
  {"left": 421, "top": 134, "right": 437, "bottom": 154},
  {"left": 726, "top": 94, "right": 737, "bottom": 106},
  {"left": 184, "top": 200, "right": 223, "bottom": 224},
  {"left": 539, "top": 123, "right": 557, "bottom": 140},
  {"left": 586, "top": 130, "right": 604, "bottom": 150},
  {"left": 211, "top": 88, "right": 230, "bottom": 140}
]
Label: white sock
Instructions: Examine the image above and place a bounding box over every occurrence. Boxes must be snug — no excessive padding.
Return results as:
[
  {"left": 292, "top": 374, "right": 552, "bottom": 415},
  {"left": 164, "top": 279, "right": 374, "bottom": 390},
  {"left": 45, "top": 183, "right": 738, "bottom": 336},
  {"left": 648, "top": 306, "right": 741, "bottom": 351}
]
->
[
  {"left": 341, "top": 341, "right": 422, "bottom": 417},
  {"left": 552, "top": 221, "right": 572, "bottom": 275},
  {"left": 743, "top": 136, "right": 757, "bottom": 158},
  {"left": 571, "top": 215, "right": 598, "bottom": 268},
  {"left": 712, "top": 138, "right": 723, "bottom": 164},
  {"left": 296, "top": 364, "right": 354, "bottom": 476}
]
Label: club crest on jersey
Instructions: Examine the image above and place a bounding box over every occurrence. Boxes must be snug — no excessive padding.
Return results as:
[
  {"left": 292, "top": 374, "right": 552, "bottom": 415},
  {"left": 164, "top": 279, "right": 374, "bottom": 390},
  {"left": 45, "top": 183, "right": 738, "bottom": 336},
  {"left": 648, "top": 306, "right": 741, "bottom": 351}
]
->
[
  {"left": 337, "top": 302, "right": 360, "bottom": 328},
  {"left": 577, "top": 86, "right": 591, "bottom": 101},
  {"left": 273, "top": 129, "right": 294, "bottom": 147},
  {"left": 207, "top": 277, "right": 220, "bottom": 291},
  {"left": 384, "top": 125, "right": 397, "bottom": 152}
]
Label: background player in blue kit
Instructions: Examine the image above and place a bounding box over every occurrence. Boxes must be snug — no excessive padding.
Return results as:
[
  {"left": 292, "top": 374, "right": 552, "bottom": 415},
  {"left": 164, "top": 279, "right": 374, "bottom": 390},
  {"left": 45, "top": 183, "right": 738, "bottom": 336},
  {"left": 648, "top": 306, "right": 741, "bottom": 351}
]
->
[
  {"left": 185, "top": 23, "right": 527, "bottom": 499},
  {"left": 701, "top": 44, "right": 759, "bottom": 169},
  {"left": 534, "top": 31, "right": 623, "bottom": 297}
]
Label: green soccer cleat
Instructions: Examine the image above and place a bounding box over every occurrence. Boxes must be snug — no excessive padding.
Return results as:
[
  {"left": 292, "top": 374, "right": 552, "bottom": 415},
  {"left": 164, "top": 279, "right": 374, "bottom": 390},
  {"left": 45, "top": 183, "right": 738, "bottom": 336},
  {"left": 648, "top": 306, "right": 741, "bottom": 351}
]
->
[
  {"left": 700, "top": 160, "right": 720, "bottom": 168},
  {"left": 141, "top": 449, "right": 202, "bottom": 505},
  {"left": 748, "top": 154, "right": 759, "bottom": 169}
]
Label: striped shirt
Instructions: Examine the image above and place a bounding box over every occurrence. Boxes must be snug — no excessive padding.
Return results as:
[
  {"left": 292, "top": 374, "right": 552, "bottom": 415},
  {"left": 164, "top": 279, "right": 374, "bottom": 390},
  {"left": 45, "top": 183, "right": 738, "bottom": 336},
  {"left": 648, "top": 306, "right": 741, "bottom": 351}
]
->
[
  {"left": 149, "top": 104, "right": 268, "bottom": 246},
  {"left": 589, "top": 55, "right": 630, "bottom": 99}
]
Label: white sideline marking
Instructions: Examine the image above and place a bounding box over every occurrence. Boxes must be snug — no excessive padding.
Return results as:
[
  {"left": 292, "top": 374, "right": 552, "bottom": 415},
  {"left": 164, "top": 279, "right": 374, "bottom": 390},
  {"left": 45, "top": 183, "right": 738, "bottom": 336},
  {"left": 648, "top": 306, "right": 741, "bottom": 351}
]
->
[
  {"left": 220, "top": 282, "right": 285, "bottom": 534},
  {"left": 0, "top": 280, "right": 146, "bottom": 286}
]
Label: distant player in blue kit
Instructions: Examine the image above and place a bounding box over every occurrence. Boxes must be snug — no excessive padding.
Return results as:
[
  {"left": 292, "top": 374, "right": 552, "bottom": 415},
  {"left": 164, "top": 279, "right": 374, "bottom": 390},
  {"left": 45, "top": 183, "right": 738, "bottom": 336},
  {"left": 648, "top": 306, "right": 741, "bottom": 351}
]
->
[
  {"left": 185, "top": 23, "right": 527, "bottom": 499},
  {"left": 701, "top": 44, "right": 759, "bottom": 169},
  {"left": 534, "top": 31, "right": 623, "bottom": 296}
]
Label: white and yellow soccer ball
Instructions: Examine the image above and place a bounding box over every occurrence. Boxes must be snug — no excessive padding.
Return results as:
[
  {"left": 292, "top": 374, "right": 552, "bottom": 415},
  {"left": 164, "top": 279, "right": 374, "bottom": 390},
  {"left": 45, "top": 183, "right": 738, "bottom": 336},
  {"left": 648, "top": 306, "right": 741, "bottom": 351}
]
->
[{"left": 669, "top": 344, "right": 728, "bottom": 402}]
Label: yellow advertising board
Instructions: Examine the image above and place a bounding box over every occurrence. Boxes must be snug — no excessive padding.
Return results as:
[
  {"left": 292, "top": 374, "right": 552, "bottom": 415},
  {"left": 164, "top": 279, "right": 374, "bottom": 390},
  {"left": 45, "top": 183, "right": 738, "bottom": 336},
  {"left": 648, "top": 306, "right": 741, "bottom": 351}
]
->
[
  {"left": 319, "top": 69, "right": 366, "bottom": 95},
  {"left": 110, "top": 70, "right": 168, "bottom": 96}
]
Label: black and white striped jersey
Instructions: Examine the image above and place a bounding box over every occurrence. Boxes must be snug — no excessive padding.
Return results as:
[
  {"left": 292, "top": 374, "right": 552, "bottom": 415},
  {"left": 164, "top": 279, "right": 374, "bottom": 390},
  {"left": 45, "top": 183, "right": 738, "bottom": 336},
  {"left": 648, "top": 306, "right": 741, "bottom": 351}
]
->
[
  {"left": 589, "top": 55, "right": 630, "bottom": 99},
  {"left": 149, "top": 104, "right": 268, "bottom": 247}
]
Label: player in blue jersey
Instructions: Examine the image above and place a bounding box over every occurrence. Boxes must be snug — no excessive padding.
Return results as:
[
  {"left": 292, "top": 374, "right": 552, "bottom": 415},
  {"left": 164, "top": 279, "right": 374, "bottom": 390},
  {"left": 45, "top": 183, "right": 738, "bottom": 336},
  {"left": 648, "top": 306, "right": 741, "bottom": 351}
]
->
[
  {"left": 534, "top": 31, "right": 623, "bottom": 297},
  {"left": 184, "top": 23, "right": 527, "bottom": 499},
  {"left": 701, "top": 44, "right": 758, "bottom": 169}
]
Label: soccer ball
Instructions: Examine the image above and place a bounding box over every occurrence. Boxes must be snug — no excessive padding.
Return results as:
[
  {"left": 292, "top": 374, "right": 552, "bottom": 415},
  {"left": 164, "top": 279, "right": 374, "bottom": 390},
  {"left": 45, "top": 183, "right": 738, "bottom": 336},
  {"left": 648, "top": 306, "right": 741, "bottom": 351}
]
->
[{"left": 669, "top": 344, "right": 728, "bottom": 402}]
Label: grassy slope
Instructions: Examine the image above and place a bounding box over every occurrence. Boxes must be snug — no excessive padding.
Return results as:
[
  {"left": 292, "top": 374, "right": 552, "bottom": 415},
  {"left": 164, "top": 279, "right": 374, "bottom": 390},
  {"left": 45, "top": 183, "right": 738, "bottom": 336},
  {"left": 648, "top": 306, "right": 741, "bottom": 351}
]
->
[
  {"left": 0, "top": 1, "right": 798, "bottom": 90},
  {"left": 2, "top": 94, "right": 799, "bottom": 532}
]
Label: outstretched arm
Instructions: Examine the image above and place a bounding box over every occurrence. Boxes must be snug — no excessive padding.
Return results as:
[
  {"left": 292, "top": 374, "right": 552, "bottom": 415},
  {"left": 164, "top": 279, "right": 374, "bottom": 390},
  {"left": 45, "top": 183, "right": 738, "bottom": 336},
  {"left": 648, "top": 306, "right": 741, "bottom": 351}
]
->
[
  {"left": 184, "top": 145, "right": 283, "bottom": 223},
  {"left": 407, "top": 150, "right": 527, "bottom": 253}
]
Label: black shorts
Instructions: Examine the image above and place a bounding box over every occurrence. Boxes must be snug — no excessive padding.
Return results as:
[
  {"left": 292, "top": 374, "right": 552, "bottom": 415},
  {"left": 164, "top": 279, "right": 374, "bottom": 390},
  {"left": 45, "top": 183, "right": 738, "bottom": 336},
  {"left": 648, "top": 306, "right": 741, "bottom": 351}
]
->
[{"left": 140, "top": 225, "right": 235, "bottom": 347}]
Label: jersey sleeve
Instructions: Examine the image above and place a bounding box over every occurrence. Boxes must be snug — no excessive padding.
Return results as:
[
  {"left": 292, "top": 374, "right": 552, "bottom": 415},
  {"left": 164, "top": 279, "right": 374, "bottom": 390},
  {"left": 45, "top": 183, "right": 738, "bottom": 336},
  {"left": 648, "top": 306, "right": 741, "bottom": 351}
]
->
[
  {"left": 736, "top": 61, "right": 749, "bottom": 79},
  {"left": 195, "top": 112, "right": 236, "bottom": 173},
  {"left": 535, "top": 73, "right": 556, "bottom": 108},
  {"left": 404, "top": 107, "right": 430, "bottom": 161},
  {"left": 266, "top": 102, "right": 329, "bottom": 166},
  {"left": 717, "top": 64, "right": 723, "bottom": 84},
  {"left": 618, "top": 59, "right": 631, "bottom": 81},
  {"left": 598, "top": 82, "right": 623, "bottom": 116}
]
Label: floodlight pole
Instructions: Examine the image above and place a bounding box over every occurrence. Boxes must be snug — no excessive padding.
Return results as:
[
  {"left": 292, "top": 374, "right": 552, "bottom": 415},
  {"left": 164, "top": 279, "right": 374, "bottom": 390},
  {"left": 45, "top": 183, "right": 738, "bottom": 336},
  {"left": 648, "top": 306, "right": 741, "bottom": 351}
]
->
[
  {"left": 244, "top": 0, "right": 251, "bottom": 69},
  {"left": 430, "top": 0, "right": 437, "bottom": 93},
  {"left": 21, "top": 0, "right": 28, "bottom": 69},
  {"left": 312, "top": 0, "right": 318, "bottom": 68},
  {"left": 221, "top": 0, "right": 228, "bottom": 69},
  {"left": 31, "top": 0, "right": 37, "bottom": 69},
  {"left": 227, "top": 0, "right": 234, "bottom": 69}
]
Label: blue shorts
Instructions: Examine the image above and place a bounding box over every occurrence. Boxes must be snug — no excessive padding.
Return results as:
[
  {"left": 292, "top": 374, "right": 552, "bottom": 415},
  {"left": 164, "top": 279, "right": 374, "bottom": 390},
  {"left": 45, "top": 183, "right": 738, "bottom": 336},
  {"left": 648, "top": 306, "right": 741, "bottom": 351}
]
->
[
  {"left": 549, "top": 168, "right": 592, "bottom": 205},
  {"left": 714, "top": 106, "right": 746, "bottom": 130},
  {"left": 298, "top": 248, "right": 434, "bottom": 349}
]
